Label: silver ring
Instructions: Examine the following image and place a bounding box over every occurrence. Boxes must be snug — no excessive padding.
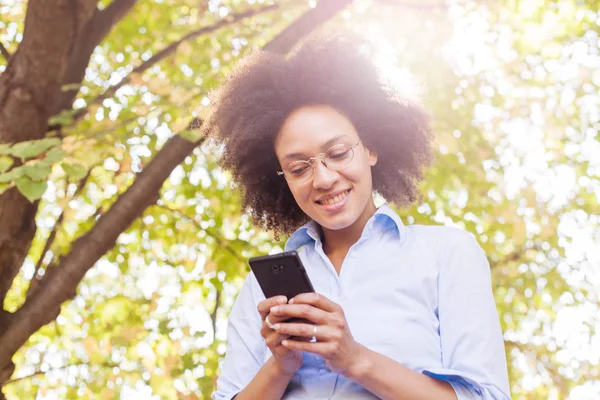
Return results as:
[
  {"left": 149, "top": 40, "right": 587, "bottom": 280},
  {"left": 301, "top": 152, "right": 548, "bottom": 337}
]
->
[
  {"left": 265, "top": 315, "right": 276, "bottom": 329},
  {"left": 311, "top": 324, "right": 318, "bottom": 342}
]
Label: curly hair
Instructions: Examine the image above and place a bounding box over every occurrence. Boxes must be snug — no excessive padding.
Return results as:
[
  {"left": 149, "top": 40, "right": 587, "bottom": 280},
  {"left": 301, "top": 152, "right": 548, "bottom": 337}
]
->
[{"left": 204, "top": 33, "right": 434, "bottom": 238}]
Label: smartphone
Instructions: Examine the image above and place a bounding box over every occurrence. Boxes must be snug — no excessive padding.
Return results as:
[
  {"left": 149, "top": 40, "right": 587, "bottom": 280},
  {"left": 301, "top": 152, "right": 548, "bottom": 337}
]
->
[{"left": 248, "top": 251, "right": 315, "bottom": 301}]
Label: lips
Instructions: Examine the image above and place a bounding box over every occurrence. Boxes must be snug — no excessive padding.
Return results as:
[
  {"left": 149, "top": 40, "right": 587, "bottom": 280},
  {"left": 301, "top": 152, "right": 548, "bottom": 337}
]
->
[{"left": 316, "top": 189, "right": 351, "bottom": 206}]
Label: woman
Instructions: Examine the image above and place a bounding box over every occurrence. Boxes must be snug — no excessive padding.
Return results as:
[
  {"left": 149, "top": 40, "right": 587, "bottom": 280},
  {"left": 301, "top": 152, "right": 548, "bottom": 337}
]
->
[{"left": 207, "top": 34, "right": 511, "bottom": 400}]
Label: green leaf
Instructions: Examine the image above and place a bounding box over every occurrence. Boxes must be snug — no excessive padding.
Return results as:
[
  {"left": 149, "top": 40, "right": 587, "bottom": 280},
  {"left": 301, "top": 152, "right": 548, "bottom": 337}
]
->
[
  {"left": 60, "top": 83, "right": 82, "bottom": 92},
  {"left": 0, "top": 166, "right": 25, "bottom": 183},
  {"left": 0, "top": 143, "right": 12, "bottom": 156},
  {"left": 14, "top": 177, "right": 47, "bottom": 202},
  {"left": 42, "top": 146, "right": 65, "bottom": 164},
  {"left": 181, "top": 353, "right": 195, "bottom": 371},
  {"left": 110, "top": 335, "right": 129, "bottom": 347},
  {"left": 158, "top": 319, "right": 171, "bottom": 335},
  {"left": 0, "top": 156, "right": 13, "bottom": 173},
  {"left": 10, "top": 138, "right": 62, "bottom": 160},
  {"left": 23, "top": 164, "right": 52, "bottom": 181},
  {"left": 48, "top": 109, "right": 76, "bottom": 126},
  {"left": 179, "top": 129, "right": 203, "bottom": 142},
  {"left": 62, "top": 162, "right": 88, "bottom": 180},
  {"left": 0, "top": 182, "right": 12, "bottom": 195}
]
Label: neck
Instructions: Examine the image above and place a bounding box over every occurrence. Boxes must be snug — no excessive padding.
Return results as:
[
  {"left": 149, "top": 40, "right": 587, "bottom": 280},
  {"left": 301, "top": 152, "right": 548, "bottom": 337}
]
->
[{"left": 320, "top": 200, "right": 378, "bottom": 255}]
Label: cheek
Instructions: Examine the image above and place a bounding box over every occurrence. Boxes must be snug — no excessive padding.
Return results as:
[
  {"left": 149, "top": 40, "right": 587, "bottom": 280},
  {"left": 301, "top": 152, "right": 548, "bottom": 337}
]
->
[
  {"left": 288, "top": 184, "right": 312, "bottom": 204},
  {"left": 344, "top": 161, "right": 371, "bottom": 185}
]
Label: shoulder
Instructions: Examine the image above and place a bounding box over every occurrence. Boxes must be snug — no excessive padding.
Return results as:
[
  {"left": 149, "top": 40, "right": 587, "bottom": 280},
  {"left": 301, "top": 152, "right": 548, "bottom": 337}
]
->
[
  {"left": 405, "top": 224, "right": 487, "bottom": 271},
  {"left": 409, "top": 225, "right": 492, "bottom": 287},
  {"left": 407, "top": 223, "right": 479, "bottom": 250}
]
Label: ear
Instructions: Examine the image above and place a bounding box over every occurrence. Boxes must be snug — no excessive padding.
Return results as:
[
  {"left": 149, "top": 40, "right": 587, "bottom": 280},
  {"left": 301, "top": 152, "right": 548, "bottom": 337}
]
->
[{"left": 366, "top": 147, "right": 378, "bottom": 167}]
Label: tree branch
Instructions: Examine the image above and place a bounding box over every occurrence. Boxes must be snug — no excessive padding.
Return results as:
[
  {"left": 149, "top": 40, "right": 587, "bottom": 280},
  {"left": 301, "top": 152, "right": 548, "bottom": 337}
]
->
[
  {"left": 264, "top": 0, "right": 352, "bottom": 53},
  {"left": 0, "top": 135, "right": 205, "bottom": 372},
  {"left": 63, "top": 3, "right": 279, "bottom": 129},
  {"left": 26, "top": 171, "right": 93, "bottom": 300},
  {"left": 0, "top": 0, "right": 97, "bottom": 139},
  {"left": 4, "top": 361, "right": 128, "bottom": 386},
  {"left": 0, "top": 0, "right": 97, "bottom": 323},
  {"left": 95, "top": 0, "right": 139, "bottom": 34},
  {"left": 0, "top": 0, "right": 353, "bottom": 375},
  {"left": 0, "top": 362, "right": 13, "bottom": 396},
  {"left": 489, "top": 243, "right": 543, "bottom": 270},
  {"left": 0, "top": 311, "right": 12, "bottom": 337},
  {"left": 52, "top": 0, "right": 139, "bottom": 115},
  {"left": 210, "top": 287, "right": 222, "bottom": 338},
  {"left": 0, "top": 43, "right": 10, "bottom": 63},
  {"left": 0, "top": 1, "right": 99, "bottom": 393}
]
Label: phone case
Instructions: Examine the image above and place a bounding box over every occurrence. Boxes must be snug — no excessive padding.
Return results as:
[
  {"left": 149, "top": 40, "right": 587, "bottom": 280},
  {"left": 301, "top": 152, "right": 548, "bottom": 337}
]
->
[{"left": 248, "top": 251, "right": 315, "bottom": 300}]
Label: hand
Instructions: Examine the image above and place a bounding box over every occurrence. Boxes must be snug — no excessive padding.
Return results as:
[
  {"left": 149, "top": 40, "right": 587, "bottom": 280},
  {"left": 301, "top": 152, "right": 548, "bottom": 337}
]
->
[
  {"left": 268, "top": 293, "right": 367, "bottom": 377},
  {"left": 257, "top": 295, "right": 303, "bottom": 376}
]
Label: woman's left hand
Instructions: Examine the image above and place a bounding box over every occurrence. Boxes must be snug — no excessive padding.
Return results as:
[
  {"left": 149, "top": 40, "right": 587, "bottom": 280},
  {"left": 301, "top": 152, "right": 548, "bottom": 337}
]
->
[{"left": 268, "top": 292, "right": 367, "bottom": 377}]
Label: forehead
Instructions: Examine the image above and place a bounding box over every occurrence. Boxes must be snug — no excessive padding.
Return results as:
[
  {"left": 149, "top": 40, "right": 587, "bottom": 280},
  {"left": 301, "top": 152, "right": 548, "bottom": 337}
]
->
[{"left": 275, "top": 105, "right": 359, "bottom": 156}]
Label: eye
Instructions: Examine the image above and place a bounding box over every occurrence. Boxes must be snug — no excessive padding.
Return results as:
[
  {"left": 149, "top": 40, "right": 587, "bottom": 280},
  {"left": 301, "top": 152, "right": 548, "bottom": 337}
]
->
[
  {"left": 328, "top": 148, "right": 351, "bottom": 159},
  {"left": 289, "top": 164, "right": 310, "bottom": 176}
]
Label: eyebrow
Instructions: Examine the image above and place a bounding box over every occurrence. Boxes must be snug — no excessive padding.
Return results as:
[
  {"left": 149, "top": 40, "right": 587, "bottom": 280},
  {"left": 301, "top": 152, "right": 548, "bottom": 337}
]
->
[{"left": 281, "top": 134, "right": 349, "bottom": 162}]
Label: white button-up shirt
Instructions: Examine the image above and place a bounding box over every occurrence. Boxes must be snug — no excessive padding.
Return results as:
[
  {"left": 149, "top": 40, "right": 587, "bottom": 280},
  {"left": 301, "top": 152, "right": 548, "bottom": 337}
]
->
[{"left": 213, "top": 204, "right": 511, "bottom": 399}]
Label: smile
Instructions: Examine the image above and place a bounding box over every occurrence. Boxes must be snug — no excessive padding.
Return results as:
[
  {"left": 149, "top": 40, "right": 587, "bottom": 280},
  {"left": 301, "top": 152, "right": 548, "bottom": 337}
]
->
[{"left": 316, "top": 189, "right": 351, "bottom": 206}]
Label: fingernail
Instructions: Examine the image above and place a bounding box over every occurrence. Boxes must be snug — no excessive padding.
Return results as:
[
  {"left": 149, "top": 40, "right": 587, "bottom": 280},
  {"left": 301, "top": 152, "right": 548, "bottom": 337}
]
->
[
  {"left": 270, "top": 306, "right": 279, "bottom": 313},
  {"left": 280, "top": 296, "right": 287, "bottom": 303},
  {"left": 273, "top": 323, "right": 280, "bottom": 330},
  {"left": 289, "top": 298, "right": 295, "bottom": 304},
  {"left": 282, "top": 340, "right": 288, "bottom": 346}
]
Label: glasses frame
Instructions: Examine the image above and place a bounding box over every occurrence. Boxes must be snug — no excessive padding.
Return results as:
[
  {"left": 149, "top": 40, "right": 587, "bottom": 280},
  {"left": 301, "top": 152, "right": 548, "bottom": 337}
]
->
[{"left": 277, "top": 140, "right": 362, "bottom": 183}]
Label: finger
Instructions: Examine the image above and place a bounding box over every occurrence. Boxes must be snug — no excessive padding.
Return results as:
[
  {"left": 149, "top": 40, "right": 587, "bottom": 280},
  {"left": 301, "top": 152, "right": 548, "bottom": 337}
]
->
[
  {"left": 281, "top": 339, "right": 332, "bottom": 356},
  {"left": 262, "top": 321, "right": 284, "bottom": 338},
  {"left": 270, "top": 303, "right": 329, "bottom": 324},
  {"left": 263, "top": 312, "right": 292, "bottom": 330},
  {"left": 264, "top": 330, "right": 290, "bottom": 349},
  {"left": 289, "top": 292, "right": 340, "bottom": 313},
  {"left": 289, "top": 335, "right": 313, "bottom": 342},
  {"left": 273, "top": 322, "right": 334, "bottom": 342},
  {"left": 257, "top": 296, "right": 288, "bottom": 319}
]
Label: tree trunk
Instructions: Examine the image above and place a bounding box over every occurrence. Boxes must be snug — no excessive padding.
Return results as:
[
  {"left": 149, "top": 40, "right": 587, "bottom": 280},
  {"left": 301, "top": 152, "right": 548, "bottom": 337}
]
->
[
  {"left": 0, "top": 0, "right": 95, "bottom": 309},
  {"left": 0, "top": 0, "right": 108, "bottom": 391},
  {"left": 0, "top": 0, "right": 138, "bottom": 315}
]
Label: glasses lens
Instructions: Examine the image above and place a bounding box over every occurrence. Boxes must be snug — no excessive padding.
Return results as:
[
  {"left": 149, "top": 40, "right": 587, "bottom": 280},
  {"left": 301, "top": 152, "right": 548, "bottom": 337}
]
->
[
  {"left": 285, "top": 161, "right": 312, "bottom": 182},
  {"left": 325, "top": 144, "right": 354, "bottom": 169},
  {"left": 282, "top": 143, "right": 356, "bottom": 183}
]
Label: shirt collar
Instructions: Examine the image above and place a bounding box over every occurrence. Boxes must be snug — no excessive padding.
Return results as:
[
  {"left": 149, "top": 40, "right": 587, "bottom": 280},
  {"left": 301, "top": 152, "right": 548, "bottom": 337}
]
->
[
  {"left": 284, "top": 220, "right": 321, "bottom": 252},
  {"left": 370, "top": 203, "right": 407, "bottom": 240},
  {"left": 284, "top": 203, "right": 407, "bottom": 252}
]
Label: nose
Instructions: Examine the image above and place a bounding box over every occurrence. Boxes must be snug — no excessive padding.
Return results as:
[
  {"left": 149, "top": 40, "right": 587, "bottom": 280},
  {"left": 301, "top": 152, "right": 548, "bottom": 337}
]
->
[{"left": 312, "top": 159, "right": 339, "bottom": 190}]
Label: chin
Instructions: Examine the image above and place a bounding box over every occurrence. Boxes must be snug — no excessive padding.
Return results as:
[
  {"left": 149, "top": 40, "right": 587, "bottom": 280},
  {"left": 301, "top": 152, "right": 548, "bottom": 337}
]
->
[{"left": 314, "top": 211, "right": 358, "bottom": 231}]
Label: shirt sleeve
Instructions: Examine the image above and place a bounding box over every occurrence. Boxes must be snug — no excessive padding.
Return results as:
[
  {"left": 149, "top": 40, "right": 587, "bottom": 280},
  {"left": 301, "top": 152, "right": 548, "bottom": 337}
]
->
[
  {"left": 422, "top": 230, "right": 511, "bottom": 400},
  {"left": 212, "top": 272, "right": 267, "bottom": 400}
]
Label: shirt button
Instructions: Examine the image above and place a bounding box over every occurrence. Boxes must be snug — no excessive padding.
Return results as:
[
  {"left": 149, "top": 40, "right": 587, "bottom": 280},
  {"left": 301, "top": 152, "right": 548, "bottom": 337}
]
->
[{"left": 349, "top": 251, "right": 356, "bottom": 258}]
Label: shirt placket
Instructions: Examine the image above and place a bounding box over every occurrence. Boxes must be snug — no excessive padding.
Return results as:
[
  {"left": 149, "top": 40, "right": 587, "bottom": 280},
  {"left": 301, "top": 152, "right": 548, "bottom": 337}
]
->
[{"left": 312, "top": 229, "right": 374, "bottom": 399}]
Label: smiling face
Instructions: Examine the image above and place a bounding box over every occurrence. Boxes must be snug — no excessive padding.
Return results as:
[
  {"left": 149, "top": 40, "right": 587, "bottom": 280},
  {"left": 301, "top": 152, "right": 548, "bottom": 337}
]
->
[{"left": 274, "top": 105, "right": 378, "bottom": 234}]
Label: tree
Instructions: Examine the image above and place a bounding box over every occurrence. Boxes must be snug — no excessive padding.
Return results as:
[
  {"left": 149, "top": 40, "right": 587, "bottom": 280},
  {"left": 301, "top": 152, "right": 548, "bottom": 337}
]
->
[
  {"left": 0, "top": 0, "right": 353, "bottom": 397},
  {"left": 0, "top": 0, "right": 599, "bottom": 399}
]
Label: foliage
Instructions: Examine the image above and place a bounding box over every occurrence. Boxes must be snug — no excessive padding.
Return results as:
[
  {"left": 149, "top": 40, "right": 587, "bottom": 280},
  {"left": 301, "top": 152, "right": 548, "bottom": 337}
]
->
[{"left": 1, "top": 0, "right": 599, "bottom": 399}]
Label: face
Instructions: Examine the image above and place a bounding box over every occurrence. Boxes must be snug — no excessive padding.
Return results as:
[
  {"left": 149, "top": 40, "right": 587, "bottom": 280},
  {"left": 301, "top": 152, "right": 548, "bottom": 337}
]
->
[{"left": 274, "top": 105, "right": 378, "bottom": 232}]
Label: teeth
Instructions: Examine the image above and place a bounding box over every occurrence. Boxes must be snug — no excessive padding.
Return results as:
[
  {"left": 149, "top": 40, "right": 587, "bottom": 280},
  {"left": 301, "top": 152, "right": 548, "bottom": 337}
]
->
[{"left": 319, "top": 190, "right": 349, "bottom": 206}]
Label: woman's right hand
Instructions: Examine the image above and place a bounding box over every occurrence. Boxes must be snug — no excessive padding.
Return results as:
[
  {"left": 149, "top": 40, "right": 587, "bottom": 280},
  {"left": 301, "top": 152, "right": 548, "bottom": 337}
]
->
[{"left": 258, "top": 296, "right": 303, "bottom": 376}]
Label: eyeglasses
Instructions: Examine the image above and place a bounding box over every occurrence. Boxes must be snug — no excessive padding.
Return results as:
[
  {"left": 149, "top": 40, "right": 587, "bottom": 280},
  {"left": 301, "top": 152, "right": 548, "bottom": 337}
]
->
[{"left": 277, "top": 140, "right": 361, "bottom": 184}]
